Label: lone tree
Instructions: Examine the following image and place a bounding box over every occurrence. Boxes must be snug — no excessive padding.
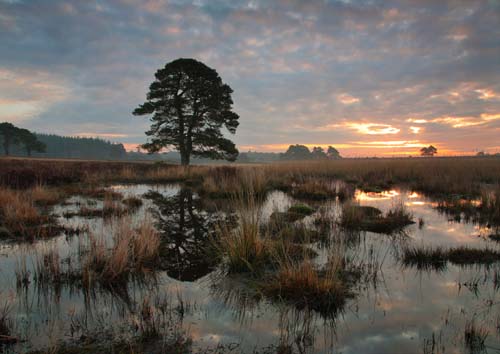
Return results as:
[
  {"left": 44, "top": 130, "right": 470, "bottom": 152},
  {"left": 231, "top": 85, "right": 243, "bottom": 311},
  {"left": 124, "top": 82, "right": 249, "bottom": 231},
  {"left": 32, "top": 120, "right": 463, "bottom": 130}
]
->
[
  {"left": 134, "top": 58, "right": 239, "bottom": 165},
  {"left": 420, "top": 145, "right": 438, "bottom": 157}
]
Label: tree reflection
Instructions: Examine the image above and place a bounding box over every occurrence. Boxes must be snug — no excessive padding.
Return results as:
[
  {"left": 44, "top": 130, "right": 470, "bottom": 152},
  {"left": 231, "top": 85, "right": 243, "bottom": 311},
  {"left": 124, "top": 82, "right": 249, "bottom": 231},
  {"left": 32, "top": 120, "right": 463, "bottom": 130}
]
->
[{"left": 144, "top": 188, "right": 224, "bottom": 281}]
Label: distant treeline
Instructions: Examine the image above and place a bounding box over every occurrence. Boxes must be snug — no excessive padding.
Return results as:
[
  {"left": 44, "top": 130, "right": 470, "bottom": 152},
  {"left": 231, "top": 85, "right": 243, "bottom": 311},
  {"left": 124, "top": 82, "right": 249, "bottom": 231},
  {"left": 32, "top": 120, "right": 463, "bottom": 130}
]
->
[
  {"left": 30, "top": 134, "right": 127, "bottom": 160},
  {"left": 0, "top": 122, "right": 128, "bottom": 160}
]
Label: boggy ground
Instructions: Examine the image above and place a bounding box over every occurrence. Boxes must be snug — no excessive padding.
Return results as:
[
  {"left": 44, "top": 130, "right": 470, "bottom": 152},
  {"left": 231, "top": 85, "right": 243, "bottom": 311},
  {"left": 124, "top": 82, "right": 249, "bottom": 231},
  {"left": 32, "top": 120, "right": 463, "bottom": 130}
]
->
[{"left": 1, "top": 156, "right": 500, "bottom": 353}]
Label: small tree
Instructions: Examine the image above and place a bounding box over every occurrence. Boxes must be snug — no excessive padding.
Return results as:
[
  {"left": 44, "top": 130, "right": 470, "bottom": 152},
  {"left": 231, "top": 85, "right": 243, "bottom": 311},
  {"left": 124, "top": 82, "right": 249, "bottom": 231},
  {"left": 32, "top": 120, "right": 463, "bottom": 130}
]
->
[
  {"left": 327, "top": 146, "right": 341, "bottom": 159},
  {"left": 420, "top": 145, "right": 437, "bottom": 157},
  {"left": 0, "top": 122, "right": 21, "bottom": 155},
  {"left": 311, "top": 146, "right": 327, "bottom": 159},
  {"left": 281, "top": 144, "right": 311, "bottom": 160},
  {"left": 134, "top": 58, "right": 239, "bottom": 166},
  {"left": 18, "top": 129, "right": 46, "bottom": 156}
]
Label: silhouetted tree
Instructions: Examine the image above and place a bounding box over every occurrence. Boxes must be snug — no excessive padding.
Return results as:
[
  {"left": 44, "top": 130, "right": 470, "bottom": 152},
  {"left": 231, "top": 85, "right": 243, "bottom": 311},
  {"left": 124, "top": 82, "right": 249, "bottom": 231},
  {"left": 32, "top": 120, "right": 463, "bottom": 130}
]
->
[
  {"left": 18, "top": 129, "right": 46, "bottom": 156},
  {"left": 327, "top": 146, "right": 341, "bottom": 159},
  {"left": 134, "top": 58, "right": 239, "bottom": 165},
  {"left": 281, "top": 144, "right": 311, "bottom": 160},
  {"left": 311, "top": 146, "right": 327, "bottom": 159},
  {"left": 420, "top": 145, "right": 438, "bottom": 156},
  {"left": 0, "top": 122, "right": 21, "bottom": 155}
]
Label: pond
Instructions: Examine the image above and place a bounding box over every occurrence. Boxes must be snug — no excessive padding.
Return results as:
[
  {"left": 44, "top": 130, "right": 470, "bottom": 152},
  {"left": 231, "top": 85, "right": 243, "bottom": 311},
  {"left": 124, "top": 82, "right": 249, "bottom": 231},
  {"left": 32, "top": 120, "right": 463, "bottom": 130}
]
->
[{"left": 1, "top": 184, "right": 499, "bottom": 353}]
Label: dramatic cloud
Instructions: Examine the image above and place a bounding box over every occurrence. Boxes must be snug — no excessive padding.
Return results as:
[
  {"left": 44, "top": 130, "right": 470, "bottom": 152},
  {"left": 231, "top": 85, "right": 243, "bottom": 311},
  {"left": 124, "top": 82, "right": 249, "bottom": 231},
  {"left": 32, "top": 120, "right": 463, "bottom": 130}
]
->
[{"left": 0, "top": 0, "right": 499, "bottom": 156}]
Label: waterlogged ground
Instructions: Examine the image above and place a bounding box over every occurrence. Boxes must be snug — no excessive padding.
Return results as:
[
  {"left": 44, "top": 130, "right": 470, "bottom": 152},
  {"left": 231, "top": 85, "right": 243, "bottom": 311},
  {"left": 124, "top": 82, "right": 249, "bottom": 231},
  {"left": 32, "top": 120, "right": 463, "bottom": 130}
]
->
[{"left": 1, "top": 184, "right": 500, "bottom": 353}]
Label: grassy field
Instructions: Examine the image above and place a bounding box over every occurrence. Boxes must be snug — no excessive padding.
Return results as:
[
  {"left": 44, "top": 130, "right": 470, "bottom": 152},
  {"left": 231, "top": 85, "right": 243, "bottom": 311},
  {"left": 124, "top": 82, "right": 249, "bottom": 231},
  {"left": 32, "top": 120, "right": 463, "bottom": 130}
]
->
[
  {"left": 1, "top": 156, "right": 500, "bottom": 353},
  {"left": 2, "top": 155, "right": 500, "bottom": 195}
]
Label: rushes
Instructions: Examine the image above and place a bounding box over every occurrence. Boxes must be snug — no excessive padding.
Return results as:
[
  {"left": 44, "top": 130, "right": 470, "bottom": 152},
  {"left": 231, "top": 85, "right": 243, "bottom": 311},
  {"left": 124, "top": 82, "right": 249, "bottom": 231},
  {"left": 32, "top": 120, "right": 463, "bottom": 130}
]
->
[
  {"left": 402, "top": 246, "right": 500, "bottom": 270},
  {"left": 82, "top": 216, "right": 161, "bottom": 284},
  {"left": 0, "top": 294, "right": 17, "bottom": 345},
  {"left": 0, "top": 187, "right": 60, "bottom": 239},
  {"left": 464, "top": 319, "right": 488, "bottom": 353},
  {"left": 263, "top": 258, "right": 348, "bottom": 315},
  {"left": 340, "top": 201, "right": 413, "bottom": 234},
  {"left": 214, "top": 196, "right": 269, "bottom": 273},
  {"left": 34, "top": 215, "right": 161, "bottom": 289}
]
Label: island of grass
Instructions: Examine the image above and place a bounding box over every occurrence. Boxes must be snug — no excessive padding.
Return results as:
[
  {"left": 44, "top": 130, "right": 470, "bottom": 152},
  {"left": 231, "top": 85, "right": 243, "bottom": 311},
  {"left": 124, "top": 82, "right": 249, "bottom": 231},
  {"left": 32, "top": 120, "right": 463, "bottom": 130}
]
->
[
  {"left": 340, "top": 203, "right": 414, "bottom": 234},
  {"left": 270, "top": 203, "right": 315, "bottom": 223}
]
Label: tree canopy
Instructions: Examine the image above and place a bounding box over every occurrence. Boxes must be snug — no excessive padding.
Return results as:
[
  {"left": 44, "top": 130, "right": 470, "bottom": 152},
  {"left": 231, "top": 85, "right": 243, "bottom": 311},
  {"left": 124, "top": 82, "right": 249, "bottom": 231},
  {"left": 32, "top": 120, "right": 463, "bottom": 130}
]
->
[
  {"left": 420, "top": 145, "right": 438, "bottom": 156},
  {"left": 0, "top": 122, "right": 45, "bottom": 156},
  {"left": 134, "top": 58, "right": 239, "bottom": 165},
  {"left": 281, "top": 144, "right": 342, "bottom": 160}
]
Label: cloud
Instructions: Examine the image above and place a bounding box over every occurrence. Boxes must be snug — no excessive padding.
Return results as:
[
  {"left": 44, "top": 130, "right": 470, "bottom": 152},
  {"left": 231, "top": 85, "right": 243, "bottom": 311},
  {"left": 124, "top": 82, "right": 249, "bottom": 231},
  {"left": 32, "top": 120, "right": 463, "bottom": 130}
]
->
[
  {"left": 0, "top": 0, "right": 498, "bottom": 156},
  {"left": 0, "top": 68, "right": 70, "bottom": 122},
  {"left": 337, "top": 93, "right": 360, "bottom": 105},
  {"left": 345, "top": 123, "right": 400, "bottom": 135}
]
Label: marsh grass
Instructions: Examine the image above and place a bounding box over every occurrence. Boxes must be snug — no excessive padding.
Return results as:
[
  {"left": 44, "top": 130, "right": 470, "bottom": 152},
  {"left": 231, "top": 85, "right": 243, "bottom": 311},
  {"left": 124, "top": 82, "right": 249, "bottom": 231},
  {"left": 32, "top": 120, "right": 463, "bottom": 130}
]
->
[
  {"left": 82, "top": 216, "right": 161, "bottom": 285},
  {"left": 464, "top": 319, "right": 488, "bottom": 353},
  {"left": 33, "top": 215, "right": 161, "bottom": 290},
  {"left": 262, "top": 258, "right": 350, "bottom": 316},
  {"left": 214, "top": 196, "right": 271, "bottom": 273},
  {"left": 2, "top": 157, "right": 500, "bottom": 197},
  {"left": 0, "top": 187, "right": 62, "bottom": 239},
  {"left": 63, "top": 193, "right": 138, "bottom": 219},
  {"left": 270, "top": 203, "right": 315, "bottom": 224},
  {"left": 122, "top": 196, "right": 143, "bottom": 210},
  {"left": 290, "top": 178, "right": 353, "bottom": 201},
  {"left": 199, "top": 166, "right": 269, "bottom": 199},
  {"left": 436, "top": 187, "right": 500, "bottom": 229},
  {"left": 340, "top": 201, "right": 413, "bottom": 234},
  {"left": 402, "top": 246, "right": 500, "bottom": 270},
  {"left": 0, "top": 296, "right": 16, "bottom": 345}
]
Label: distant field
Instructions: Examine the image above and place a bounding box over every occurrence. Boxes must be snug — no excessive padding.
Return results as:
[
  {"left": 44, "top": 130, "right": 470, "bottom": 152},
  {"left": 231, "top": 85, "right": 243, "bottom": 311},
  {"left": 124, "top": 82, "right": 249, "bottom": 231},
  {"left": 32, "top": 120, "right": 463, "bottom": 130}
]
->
[{"left": 1, "top": 155, "right": 499, "bottom": 196}]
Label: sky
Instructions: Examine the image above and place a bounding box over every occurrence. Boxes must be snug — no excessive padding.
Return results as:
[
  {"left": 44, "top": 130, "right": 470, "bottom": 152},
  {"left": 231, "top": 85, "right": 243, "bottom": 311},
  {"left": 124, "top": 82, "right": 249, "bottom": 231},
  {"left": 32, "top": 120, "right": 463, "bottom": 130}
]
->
[{"left": 0, "top": 0, "right": 499, "bottom": 157}]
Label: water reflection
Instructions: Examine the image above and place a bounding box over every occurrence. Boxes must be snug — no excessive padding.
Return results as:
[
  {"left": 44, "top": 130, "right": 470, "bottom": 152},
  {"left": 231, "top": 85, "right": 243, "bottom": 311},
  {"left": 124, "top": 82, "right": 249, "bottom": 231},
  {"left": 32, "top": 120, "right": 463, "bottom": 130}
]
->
[{"left": 144, "top": 188, "right": 224, "bottom": 282}]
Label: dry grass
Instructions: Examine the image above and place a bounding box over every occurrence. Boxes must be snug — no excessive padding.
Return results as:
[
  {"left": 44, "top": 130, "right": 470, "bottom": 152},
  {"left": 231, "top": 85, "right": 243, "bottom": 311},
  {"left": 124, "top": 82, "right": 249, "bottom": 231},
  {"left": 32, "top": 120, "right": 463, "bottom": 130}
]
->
[
  {"left": 29, "top": 185, "right": 64, "bottom": 206},
  {"left": 82, "top": 216, "right": 161, "bottom": 285},
  {"left": 0, "top": 187, "right": 61, "bottom": 239},
  {"left": 291, "top": 178, "right": 353, "bottom": 201},
  {"left": 33, "top": 215, "right": 161, "bottom": 289},
  {"left": 1, "top": 157, "right": 499, "bottom": 198},
  {"left": 214, "top": 196, "right": 270, "bottom": 273},
  {"left": 262, "top": 240, "right": 354, "bottom": 316},
  {"left": 340, "top": 202, "right": 413, "bottom": 234}
]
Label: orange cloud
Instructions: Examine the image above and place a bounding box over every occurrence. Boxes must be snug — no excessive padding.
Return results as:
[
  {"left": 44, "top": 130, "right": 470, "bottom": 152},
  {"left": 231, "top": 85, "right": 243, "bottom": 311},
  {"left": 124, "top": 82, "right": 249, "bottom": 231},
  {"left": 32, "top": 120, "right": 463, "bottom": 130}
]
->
[
  {"left": 0, "top": 68, "right": 69, "bottom": 122},
  {"left": 346, "top": 123, "right": 400, "bottom": 135},
  {"left": 337, "top": 93, "right": 360, "bottom": 105}
]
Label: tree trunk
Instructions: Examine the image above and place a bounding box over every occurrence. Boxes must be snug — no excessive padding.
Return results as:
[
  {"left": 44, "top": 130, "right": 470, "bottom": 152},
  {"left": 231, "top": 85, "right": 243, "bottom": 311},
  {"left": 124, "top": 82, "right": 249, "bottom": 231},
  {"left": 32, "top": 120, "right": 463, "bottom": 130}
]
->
[
  {"left": 3, "top": 141, "right": 9, "bottom": 156},
  {"left": 180, "top": 150, "right": 190, "bottom": 166}
]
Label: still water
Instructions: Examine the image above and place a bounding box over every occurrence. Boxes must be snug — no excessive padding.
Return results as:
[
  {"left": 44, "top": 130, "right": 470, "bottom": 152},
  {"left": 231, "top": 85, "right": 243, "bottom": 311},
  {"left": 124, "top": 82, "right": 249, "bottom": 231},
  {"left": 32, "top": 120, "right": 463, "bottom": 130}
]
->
[{"left": 1, "top": 185, "right": 499, "bottom": 353}]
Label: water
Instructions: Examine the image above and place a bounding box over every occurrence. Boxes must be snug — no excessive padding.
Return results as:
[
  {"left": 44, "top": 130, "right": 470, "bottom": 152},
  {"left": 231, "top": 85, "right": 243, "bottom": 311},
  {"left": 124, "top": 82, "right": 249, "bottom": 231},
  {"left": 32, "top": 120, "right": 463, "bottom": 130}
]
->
[{"left": 1, "top": 185, "right": 499, "bottom": 353}]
